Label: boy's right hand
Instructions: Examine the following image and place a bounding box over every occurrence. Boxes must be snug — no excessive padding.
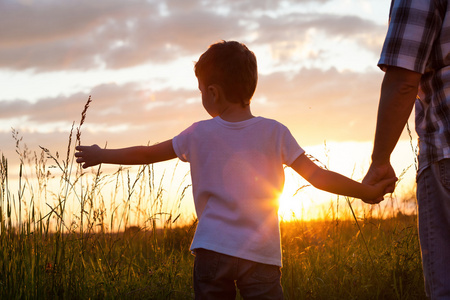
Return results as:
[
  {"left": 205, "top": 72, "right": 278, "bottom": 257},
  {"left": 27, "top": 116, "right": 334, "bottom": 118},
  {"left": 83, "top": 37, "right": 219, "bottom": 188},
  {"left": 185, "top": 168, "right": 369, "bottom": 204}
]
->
[{"left": 75, "top": 144, "right": 102, "bottom": 168}]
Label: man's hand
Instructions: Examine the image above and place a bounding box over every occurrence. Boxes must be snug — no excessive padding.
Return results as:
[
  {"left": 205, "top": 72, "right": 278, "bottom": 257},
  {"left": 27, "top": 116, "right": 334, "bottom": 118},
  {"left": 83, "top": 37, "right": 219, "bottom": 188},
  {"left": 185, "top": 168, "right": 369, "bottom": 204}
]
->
[
  {"left": 362, "top": 161, "right": 397, "bottom": 204},
  {"left": 75, "top": 144, "right": 103, "bottom": 168}
]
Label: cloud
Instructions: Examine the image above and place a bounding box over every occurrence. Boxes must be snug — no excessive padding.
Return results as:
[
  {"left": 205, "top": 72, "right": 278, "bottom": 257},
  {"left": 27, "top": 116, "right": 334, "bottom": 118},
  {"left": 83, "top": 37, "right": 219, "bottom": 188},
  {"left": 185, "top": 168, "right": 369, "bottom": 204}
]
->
[
  {"left": 0, "top": 0, "right": 156, "bottom": 46},
  {"left": 0, "top": 0, "right": 158, "bottom": 70},
  {"left": 253, "top": 67, "right": 386, "bottom": 145},
  {"left": 0, "top": 82, "right": 201, "bottom": 129},
  {"left": 253, "top": 12, "right": 386, "bottom": 64},
  {"left": 0, "top": 0, "right": 242, "bottom": 71},
  {"left": 0, "top": 0, "right": 385, "bottom": 72}
]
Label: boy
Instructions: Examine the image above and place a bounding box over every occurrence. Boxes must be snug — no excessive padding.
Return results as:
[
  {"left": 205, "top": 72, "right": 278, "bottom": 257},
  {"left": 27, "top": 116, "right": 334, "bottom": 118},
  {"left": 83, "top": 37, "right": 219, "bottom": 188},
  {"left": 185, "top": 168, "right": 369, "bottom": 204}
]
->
[{"left": 75, "top": 41, "right": 396, "bottom": 299}]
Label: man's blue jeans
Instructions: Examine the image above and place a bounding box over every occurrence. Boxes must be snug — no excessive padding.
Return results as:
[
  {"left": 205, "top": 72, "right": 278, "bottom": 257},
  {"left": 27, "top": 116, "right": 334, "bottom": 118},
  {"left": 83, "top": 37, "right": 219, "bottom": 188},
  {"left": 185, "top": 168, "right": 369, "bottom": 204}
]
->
[
  {"left": 193, "top": 248, "right": 284, "bottom": 300},
  {"left": 417, "top": 159, "right": 450, "bottom": 299}
]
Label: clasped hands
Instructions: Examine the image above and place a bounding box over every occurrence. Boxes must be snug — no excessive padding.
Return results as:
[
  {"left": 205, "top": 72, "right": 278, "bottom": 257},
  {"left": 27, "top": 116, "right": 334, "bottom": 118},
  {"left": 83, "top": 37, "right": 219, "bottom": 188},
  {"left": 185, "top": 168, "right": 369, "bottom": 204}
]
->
[{"left": 362, "top": 162, "right": 397, "bottom": 204}]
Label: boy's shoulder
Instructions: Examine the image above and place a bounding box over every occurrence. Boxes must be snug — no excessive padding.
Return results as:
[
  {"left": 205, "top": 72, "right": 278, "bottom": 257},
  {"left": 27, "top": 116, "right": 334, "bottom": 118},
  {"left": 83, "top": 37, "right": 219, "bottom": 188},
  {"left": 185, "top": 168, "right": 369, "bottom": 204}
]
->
[
  {"left": 197, "top": 116, "right": 285, "bottom": 127},
  {"left": 195, "top": 117, "right": 288, "bottom": 133},
  {"left": 182, "top": 117, "right": 290, "bottom": 136}
]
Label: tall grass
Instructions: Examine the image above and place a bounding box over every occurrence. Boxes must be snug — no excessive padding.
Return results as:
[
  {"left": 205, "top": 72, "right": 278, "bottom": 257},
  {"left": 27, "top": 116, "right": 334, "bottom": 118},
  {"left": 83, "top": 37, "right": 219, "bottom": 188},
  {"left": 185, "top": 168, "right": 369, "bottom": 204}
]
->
[
  {"left": 0, "top": 97, "right": 426, "bottom": 299},
  {"left": 280, "top": 216, "right": 424, "bottom": 299}
]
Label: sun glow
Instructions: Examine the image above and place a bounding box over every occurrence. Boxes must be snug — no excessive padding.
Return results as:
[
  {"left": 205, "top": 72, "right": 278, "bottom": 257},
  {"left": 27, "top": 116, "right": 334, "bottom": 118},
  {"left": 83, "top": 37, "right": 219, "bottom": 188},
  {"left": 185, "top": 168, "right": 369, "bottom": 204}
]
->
[
  {"left": 278, "top": 168, "right": 316, "bottom": 222},
  {"left": 277, "top": 140, "right": 418, "bottom": 222}
]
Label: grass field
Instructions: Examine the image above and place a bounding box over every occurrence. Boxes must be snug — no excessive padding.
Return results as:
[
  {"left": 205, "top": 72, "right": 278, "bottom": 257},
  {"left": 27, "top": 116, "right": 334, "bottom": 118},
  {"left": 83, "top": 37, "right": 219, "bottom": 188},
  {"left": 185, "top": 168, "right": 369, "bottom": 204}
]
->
[
  {"left": 0, "top": 100, "right": 426, "bottom": 299},
  {"left": 0, "top": 213, "right": 426, "bottom": 299}
]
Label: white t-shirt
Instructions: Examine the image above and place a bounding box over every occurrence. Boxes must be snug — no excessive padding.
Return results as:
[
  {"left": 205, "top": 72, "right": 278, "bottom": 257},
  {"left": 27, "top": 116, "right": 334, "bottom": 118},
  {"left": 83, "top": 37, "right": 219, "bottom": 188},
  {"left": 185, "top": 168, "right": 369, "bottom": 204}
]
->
[{"left": 172, "top": 116, "right": 304, "bottom": 266}]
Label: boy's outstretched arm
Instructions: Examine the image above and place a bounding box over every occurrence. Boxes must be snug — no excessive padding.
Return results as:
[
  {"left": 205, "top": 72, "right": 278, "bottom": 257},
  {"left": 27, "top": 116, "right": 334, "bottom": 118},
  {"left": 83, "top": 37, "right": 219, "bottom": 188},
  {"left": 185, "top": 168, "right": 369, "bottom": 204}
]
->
[
  {"left": 291, "top": 153, "right": 397, "bottom": 201},
  {"left": 75, "top": 139, "right": 177, "bottom": 169}
]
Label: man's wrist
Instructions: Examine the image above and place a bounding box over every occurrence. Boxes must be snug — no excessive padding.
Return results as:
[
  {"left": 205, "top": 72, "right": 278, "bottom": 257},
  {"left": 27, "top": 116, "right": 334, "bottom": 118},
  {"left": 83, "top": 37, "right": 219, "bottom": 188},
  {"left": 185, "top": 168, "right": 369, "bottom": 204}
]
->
[{"left": 371, "top": 154, "right": 390, "bottom": 167}]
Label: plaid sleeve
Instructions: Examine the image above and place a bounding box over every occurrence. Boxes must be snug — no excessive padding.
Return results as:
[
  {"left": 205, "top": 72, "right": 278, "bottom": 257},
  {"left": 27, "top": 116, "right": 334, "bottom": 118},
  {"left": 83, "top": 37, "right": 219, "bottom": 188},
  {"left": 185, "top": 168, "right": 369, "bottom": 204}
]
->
[{"left": 378, "top": 0, "right": 443, "bottom": 73}]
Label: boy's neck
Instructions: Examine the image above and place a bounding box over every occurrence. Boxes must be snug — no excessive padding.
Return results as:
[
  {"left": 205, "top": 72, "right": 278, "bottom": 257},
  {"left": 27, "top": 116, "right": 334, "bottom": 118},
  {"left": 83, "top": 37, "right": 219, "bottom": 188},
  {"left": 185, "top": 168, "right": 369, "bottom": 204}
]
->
[{"left": 218, "top": 105, "right": 254, "bottom": 122}]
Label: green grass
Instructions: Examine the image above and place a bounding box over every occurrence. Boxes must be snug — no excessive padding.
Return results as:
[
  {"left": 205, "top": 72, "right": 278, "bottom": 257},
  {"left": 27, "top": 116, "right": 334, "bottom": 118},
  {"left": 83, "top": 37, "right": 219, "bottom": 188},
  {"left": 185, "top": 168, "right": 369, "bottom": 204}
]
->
[{"left": 0, "top": 98, "right": 426, "bottom": 299}]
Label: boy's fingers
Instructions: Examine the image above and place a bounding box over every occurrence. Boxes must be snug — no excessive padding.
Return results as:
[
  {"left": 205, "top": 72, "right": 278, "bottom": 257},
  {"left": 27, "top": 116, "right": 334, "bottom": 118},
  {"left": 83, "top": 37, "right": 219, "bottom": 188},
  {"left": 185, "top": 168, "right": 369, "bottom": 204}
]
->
[
  {"left": 380, "top": 177, "right": 397, "bottom": 195},
  {"left": 75, "top": 144, "right": 97, "bottom": 151},
  {"left": 365, "top": 197, "right": 384, "bottom": 204},
  {"left": 384, "top": 177, "right": 396, "bottom": 183},
  {"left": 384, "top": 177, "right": 398, "bottom": 188},
  {"left": 386, "top": 182, "right": 396, "bottom": 193}
]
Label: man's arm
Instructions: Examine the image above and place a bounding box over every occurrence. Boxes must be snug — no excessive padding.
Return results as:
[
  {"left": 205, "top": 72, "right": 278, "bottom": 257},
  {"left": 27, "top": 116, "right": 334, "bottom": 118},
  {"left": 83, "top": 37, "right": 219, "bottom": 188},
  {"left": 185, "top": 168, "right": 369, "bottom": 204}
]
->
[
  {"left": 75, "top": 139, "right": 177, "bottom": 168},
  {"left": 291, "top": 154, "right": 397, "bottom": 200},
  {"left": 362, "top": 66, "right": 421, "bottom": 203},
  {"left": 372, "top": 66, "right": 421, "bottom": 164}
]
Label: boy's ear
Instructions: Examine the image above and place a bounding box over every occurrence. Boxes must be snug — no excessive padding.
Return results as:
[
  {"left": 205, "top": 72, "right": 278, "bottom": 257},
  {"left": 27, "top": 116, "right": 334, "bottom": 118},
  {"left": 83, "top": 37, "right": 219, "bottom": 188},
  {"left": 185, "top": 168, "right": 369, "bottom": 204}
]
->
[{"left": 208, "top": 84, "right": 221, "bottom": 102}]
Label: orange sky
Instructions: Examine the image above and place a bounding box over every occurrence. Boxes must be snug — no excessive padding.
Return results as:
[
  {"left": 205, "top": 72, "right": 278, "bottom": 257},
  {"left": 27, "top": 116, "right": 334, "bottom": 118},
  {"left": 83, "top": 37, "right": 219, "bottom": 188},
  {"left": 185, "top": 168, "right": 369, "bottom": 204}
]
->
[{"left": 0, "top": 0, "right": 418, "bottom": 222}]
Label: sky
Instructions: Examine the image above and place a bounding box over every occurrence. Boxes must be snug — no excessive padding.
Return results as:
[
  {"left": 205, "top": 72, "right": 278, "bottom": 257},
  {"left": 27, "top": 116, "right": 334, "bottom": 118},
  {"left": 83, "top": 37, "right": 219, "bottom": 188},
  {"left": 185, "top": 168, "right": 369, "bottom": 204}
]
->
[{"left": 0, "top": 0, "right": 418, "bottom": 222}]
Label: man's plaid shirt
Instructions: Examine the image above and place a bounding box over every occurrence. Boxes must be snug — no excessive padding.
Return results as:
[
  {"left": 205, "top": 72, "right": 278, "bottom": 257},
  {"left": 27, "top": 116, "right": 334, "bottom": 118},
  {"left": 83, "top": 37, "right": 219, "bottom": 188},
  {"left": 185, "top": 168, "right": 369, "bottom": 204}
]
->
[{"left": 378, "top": 0, "right": 450, "bottom": 173}]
